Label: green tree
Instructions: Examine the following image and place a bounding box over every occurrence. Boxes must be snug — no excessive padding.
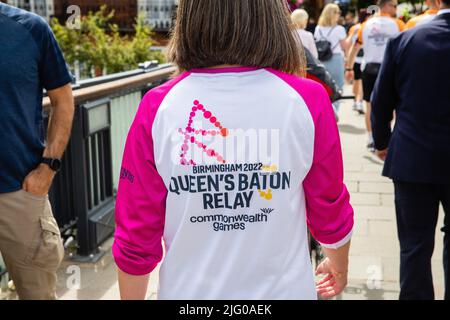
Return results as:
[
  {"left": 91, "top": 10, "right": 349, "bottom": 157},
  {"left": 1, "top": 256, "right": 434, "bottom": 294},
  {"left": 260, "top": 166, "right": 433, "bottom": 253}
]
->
[{"left": 51, "top": 5, "right": 165, "bottom": 79}]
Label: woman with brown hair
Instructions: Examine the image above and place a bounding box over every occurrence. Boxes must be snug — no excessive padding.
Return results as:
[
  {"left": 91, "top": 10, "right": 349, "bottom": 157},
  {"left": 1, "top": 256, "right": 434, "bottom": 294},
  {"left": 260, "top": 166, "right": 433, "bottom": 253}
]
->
[{"left": 113, "top": 0, "right": 353, "bottom": 300}]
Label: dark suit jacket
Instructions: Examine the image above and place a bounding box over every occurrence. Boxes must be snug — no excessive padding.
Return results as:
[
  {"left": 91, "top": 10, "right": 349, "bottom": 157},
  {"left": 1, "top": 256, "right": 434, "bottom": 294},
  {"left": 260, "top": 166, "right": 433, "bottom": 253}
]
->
[{"left": 371, "top": 12, "right": 450, "bottom": 184}]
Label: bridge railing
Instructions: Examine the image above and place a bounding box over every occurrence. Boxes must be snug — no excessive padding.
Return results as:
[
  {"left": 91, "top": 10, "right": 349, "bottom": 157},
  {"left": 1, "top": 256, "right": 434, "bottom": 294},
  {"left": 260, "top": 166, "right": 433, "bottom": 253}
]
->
[{"left": 43, "top": 63, "right": 176, "bottom": 261}]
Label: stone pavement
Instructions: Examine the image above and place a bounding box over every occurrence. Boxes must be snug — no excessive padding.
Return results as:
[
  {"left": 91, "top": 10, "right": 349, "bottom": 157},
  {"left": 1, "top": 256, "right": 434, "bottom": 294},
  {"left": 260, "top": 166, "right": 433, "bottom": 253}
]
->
[
  {"left": 335, "top": 86, "right": 445, "bottom": 300},
  {"left": 0, "top": 86, "right": 446, "bottom": 300}
]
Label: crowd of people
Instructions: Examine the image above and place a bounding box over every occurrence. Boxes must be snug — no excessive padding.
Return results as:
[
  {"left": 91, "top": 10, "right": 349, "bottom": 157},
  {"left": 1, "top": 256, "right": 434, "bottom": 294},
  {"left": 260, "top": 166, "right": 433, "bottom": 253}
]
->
[
  {"left": 292, "top": 0, "right": 450, "bottom": 300},
  {"left": 292, "top": 0, "right": 406, "bottom": 152}
]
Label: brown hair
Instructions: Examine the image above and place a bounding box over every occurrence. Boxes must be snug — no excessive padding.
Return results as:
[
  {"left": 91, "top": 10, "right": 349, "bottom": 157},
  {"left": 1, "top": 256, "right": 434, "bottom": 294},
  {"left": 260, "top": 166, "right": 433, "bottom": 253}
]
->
[{"left": 167, "top": 0, "right": 306, "bottom": 76}]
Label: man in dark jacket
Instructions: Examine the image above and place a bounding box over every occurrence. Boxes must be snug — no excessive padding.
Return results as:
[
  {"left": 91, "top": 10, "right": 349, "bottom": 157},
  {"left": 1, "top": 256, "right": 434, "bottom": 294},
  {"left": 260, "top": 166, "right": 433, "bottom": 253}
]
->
[{"left": 371, "top": 0, "right": 450, "bottom": 300}]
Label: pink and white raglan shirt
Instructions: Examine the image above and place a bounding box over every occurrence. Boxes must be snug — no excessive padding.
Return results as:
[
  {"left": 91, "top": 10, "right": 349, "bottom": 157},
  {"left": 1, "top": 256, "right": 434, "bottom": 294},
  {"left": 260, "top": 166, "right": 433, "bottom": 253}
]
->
[{"left": 113, "top": 67, "right": 354, "bottom": 300}]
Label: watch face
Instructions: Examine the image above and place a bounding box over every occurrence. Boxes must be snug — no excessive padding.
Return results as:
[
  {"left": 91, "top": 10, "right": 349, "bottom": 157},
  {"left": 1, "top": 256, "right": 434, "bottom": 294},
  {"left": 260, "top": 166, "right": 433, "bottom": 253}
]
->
[{"left": 50, "top": 159, "right": 62, "bottom": 171}]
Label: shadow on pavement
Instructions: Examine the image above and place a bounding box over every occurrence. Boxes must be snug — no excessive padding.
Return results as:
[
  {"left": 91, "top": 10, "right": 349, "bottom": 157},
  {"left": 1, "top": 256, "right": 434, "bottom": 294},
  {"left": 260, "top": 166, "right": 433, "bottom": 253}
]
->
[{"left": 338, "top": 124, "right": 367, "bottom": 135}]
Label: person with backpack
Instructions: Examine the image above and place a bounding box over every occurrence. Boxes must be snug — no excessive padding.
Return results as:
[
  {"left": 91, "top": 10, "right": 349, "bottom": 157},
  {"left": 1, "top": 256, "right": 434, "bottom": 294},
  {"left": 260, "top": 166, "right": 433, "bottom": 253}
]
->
[
  {"left": 292, "top": 9, "right": 319, "bottom": 59},
  {"left": 314, "top": 3, "right": 349, "bottom": 118}
]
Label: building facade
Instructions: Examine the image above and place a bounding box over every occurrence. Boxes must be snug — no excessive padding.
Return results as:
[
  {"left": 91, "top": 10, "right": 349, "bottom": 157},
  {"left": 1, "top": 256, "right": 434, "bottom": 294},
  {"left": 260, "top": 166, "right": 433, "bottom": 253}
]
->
[
  {"left": 52, "top": 0, "right": 137, "bottom": 32},
  {"left": 2, "top": 0, "right": 54, "bottom": 21},
  {"left": 137, "top": 0, "right": 177, "bottom": 32},
  {"left": 2, "top": 0, "right": 138, "bottom": 31}
]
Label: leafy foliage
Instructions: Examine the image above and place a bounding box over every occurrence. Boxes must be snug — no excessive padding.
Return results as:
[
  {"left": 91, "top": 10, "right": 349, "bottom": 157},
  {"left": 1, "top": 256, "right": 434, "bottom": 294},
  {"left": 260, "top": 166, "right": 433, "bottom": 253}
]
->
[{"left": 51, "top": 5, "right": 165, "bottom": 78}]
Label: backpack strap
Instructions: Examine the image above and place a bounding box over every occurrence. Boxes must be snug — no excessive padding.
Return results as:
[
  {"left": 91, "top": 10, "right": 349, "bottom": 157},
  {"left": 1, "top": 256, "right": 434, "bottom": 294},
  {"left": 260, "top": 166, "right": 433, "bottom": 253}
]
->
[{"left": 327, "top": 26, "right": 340, "bottom": 51}]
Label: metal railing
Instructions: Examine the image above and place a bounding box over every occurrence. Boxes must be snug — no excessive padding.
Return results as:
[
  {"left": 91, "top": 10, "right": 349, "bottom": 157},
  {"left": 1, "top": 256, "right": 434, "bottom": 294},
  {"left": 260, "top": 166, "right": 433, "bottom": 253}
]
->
[{"left": 45, "top": 63, "right": 176, "bottom": 261}]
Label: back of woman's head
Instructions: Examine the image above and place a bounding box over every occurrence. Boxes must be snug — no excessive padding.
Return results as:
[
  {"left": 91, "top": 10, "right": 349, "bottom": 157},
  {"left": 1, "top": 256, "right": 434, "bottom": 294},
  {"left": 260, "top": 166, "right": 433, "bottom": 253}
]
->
[
  {"left": 168, "top": 0, "right": 306, "bottom": 76},
  {"left": 291, "top": 9, "right": 309, "bottom": 30},
  {"left": 318, "top": 3, "right": 340, "bottom": 27}
]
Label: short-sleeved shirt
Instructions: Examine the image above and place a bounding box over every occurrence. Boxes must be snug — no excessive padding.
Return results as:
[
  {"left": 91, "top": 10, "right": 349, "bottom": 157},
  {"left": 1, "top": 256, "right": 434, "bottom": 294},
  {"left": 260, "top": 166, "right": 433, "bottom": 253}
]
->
[
  {"left": 0, "top": 3, "right": 72, "bottom": 193},
  {"left": 357, "top": 13, "right": 405, "bottom": 65},
  {"left": 314, "top": 24, "right": 347, "bottom": 55},
  {"left": 405, "top": 9, "right": 438, "bottom": 29}
]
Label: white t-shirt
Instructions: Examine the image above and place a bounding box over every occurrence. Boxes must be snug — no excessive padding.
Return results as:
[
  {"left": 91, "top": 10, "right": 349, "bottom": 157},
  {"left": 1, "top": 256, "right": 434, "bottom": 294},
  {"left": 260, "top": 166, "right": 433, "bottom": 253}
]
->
[
  {"left": 296, "top": 29, "right": 319, "bottom": 59},
  {"left": 314, "top": 25, "right": 347, "bottom": 55},
  {"left": 113, "top": 67, "right": 354, "bottom": 300},
  {"left": 357, "top": 14, "right": 405, "bottom": 65}
]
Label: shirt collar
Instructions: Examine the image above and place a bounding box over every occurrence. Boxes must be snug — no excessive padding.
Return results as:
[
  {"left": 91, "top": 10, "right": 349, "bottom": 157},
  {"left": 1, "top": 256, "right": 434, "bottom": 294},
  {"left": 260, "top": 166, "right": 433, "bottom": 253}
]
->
[{"left": 438, "top": 9, "right": 450, "bottom": 15}]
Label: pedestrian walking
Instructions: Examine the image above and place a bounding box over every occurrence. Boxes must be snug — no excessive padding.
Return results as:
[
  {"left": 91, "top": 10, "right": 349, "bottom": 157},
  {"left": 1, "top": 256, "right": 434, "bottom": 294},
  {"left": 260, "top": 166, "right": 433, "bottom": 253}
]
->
[
  {"left": 345, "top": 9, "right": 371, "bottom": 115},
  {"left": 405, "top": 0, "right": 439, "bottom": 29},
  {"left": 0, "top": 3, "right": 74, "bottom": 299},
  {"left": 346, "top": 0, "right": 405, "bottom": 152},
  {"left": 371, "top": 0, "right": 450, "bottom": 300},
  {"left": 315, "top": 3, "right": 349, "bottom": 116},
  {"left": 292, "top": 9, "right": 319, "bottom": 59},
  {"left": 114, "top": 0, "right": 354, "bottom": 300}
]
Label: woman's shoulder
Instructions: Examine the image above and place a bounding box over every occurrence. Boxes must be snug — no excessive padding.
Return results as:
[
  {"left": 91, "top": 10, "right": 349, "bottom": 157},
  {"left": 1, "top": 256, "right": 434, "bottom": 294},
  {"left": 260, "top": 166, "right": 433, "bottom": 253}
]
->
[
  {"left": 266, "top": 70, "right": 329, "bottom": 120},
  {"left": 335, "top": 25, "right": 347, "bottom": 35},
  {"left": 266, "top": 70, "right": 328, "bottom": 100},
  {"left": 298, "top": 29, "right": 314, "bottom": 38}
]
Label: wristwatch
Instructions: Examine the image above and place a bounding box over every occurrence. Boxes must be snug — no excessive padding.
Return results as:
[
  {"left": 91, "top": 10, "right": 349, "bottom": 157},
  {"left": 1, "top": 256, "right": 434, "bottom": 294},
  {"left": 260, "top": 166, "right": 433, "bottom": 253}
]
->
[
  {"left": 41, "top": 157, "right": 62, "bottom": 172},
  {"left": 345, "top": 67, "right": 353, "bottom": 71}
]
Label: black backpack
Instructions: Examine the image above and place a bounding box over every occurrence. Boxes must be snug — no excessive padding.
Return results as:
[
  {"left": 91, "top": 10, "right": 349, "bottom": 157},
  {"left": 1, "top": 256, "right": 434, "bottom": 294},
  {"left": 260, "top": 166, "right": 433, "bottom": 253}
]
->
[{"left": 315, "top": 26, "right": 338, "bottom": 62}]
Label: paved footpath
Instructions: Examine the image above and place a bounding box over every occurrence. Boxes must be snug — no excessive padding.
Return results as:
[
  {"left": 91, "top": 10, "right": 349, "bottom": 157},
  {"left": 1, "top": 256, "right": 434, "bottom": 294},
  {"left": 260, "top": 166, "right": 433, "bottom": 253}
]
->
[
  {"left": 335, "top": 86, "right": 445, "bottom": 300},
  {"left": 1, "top": 87, "right": 445, "bottom": 300}
]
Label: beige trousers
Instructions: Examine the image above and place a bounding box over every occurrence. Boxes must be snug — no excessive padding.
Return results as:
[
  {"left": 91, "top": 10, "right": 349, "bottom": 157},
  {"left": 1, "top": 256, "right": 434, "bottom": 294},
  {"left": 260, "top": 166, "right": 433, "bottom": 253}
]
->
[{"left": 0, "top": 190, "right": 64, "bottom": 300}]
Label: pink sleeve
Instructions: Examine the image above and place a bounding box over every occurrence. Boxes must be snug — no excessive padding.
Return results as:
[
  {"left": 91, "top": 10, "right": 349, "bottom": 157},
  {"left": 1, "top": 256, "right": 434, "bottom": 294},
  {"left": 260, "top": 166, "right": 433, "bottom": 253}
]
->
[
  {"left": 112, "top": 73, "right": 189, "bottom": 275},
  {"left": 268, "top": 70, "right": 354, "bottom": 249}
]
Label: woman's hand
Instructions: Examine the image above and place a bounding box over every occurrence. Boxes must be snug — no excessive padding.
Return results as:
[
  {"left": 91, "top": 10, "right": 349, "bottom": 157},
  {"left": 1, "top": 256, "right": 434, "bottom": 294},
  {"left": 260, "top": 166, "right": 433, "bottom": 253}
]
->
[{"left": 315, "top": 257, "right": 348, "bottom": 299}]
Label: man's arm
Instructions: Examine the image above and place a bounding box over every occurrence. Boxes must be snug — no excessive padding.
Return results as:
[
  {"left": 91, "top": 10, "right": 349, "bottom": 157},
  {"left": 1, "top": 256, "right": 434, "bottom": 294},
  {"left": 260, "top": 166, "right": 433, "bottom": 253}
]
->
[
  {"left": 22, "top": 84, "right": 74, "bottom": 195},
  {"left": 371, "top": 38, "right": 399, "bottom": 155}
]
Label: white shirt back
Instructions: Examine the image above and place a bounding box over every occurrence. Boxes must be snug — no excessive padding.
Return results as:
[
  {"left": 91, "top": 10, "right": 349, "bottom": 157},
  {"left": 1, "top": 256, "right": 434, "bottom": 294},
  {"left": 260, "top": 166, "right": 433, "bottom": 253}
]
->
[
  {"left": 358, "top": 15, "right": 404, "bottom": 64},
  {"left": 314, "top": 25, "right": 347, "bottom": 55},
  {"left": 296, "top": 29, "right": 318, "bottom": 59}
]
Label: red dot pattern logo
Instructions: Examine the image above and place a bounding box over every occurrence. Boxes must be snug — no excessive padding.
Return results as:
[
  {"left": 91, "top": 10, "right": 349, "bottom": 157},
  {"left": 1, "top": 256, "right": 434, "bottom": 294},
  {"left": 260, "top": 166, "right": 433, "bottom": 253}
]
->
[{"left": 178, "top": 100, "right": 229, "bottom": 166}]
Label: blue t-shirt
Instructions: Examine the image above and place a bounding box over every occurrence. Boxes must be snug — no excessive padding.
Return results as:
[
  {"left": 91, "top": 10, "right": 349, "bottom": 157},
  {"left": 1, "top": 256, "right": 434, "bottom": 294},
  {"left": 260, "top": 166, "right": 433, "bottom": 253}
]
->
[{"left": 0, "top": 3, "right": 72, "bottom": 193}]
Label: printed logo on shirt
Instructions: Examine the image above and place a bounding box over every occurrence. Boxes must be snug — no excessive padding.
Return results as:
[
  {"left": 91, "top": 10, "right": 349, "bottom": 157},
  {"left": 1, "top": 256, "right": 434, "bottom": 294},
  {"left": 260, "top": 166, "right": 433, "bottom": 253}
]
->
[
  {"left": 178, "top": 100, "right": 229, "bottom": 166},
  {"left": 169, "top": 163, "right": 292, "bottom": 232},
  {"left": 120, "top": 167, "right": 134, "bottom": 183},
  {"left": 189, "top": 208, "right": 276, "bottom": 232},
  {"left": 168, "top": 99, "right": 289, "bottom": 232},
  {"left": 175, "top": 100, "right": 281, "bottom": 166},
  {"left": 367, "top": 24, "right": 391, "bottom": 47}
]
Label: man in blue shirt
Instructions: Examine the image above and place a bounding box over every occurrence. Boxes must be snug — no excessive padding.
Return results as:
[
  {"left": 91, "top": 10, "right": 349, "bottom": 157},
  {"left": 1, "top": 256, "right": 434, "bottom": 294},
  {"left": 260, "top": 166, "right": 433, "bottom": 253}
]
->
[{"left": 0, "top": 3, "right": 74, "bottom": 299}]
